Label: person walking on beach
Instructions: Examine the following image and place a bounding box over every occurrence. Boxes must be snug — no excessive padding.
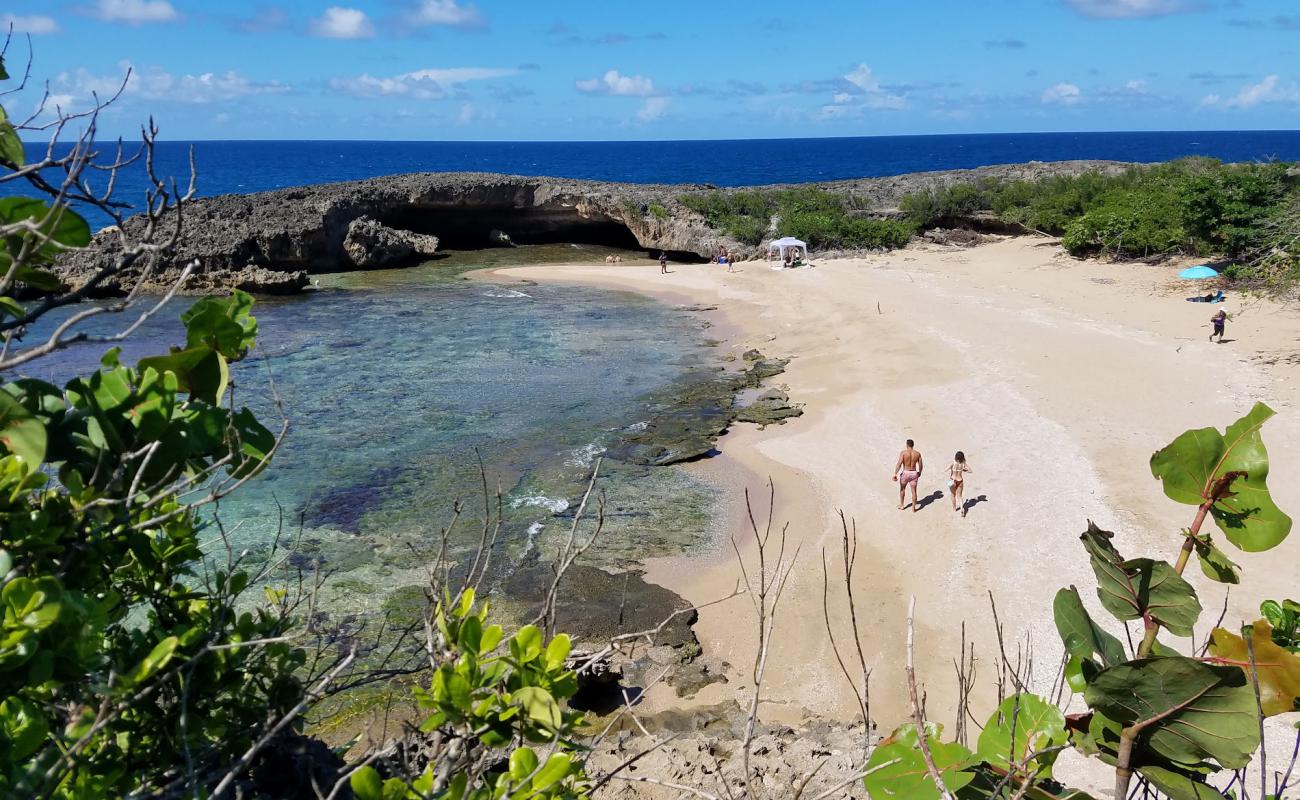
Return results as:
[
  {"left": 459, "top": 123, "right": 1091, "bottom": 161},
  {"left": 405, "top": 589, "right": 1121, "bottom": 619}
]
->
[
  {"left": 659, "top": 251, "right": 669, "bottom": 274},
  {"left": 1210, "top": 309, "right": 1227, "bottom": 342},
  {"left": 892, "top": 439, "right": 924, "bottom": 512},
  {"left": 947, "top": 451, "right": 972, "bottom": 517}
]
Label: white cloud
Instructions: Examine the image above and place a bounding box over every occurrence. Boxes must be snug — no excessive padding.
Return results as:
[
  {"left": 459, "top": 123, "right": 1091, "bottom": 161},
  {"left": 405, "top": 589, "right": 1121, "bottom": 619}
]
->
[
  {"left": 1200, "top": 74, "right": 1300, "bottom": 109},
  {"left": 1125, "top": 79, "right": 1146, "bottom": 91},
  {"left": 575, "top": 69, "right": 657, "bottom": 97},
  {"left": 309, "top": 7, "right": 375, "bottom": 39},
  {"left": 53, "top": 61, "right": 290, "bottom": 106},
  {"left": 1064, "top": 0, "right": 1200, "bottom": 18},
  {"left": 1041, "top": 82, "right": 1082, "bottom": 104},
  {"left": 90, "top": 0, "right": 179, "bottom": 24},
  {"left": 1, "top": 14, "right": 61, "bottom": 34},
  {"left": 329, "top": 67, "right": 517, "bottom": 99},
  {"left": 410, "top": 0, "right": 485, "bottom": 28},
  {"left": 636, "top": 97, "right": 669, "bottom": 122},
  {"left": 818, "top": 63, "right": 905, "bottom": 117}
]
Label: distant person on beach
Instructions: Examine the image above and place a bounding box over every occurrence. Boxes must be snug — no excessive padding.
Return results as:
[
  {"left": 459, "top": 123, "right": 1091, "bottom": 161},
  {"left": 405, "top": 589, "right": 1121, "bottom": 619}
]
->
[
  {"left": 947, "top": 451, "right": 972, "bottom": 517},
  {"left": 892, "top": 439, "right": 924, "bottom": 512},
  {"left": 659, "top": 251, "right": 669, "bottom": 274},
  {"left": 1210, "top": 309, "right": 1227, "bottom": 342}
]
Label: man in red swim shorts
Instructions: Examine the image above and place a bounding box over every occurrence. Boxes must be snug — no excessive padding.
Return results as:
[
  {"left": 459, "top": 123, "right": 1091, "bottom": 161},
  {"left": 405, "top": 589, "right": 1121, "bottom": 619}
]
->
[{"left": 892, "top": 438, "right": 924, "bottom": 512}]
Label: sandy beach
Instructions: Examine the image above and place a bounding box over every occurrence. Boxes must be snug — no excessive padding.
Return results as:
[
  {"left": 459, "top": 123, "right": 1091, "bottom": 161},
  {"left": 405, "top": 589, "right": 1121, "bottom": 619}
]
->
[{"left": 493, "top": 237, "right": 1300, "bottom": 757}]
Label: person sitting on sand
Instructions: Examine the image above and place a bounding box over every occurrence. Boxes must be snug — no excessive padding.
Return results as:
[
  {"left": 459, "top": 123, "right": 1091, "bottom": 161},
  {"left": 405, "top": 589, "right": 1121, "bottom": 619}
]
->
[
  {"left": 659, "top": 251, "right": 669, "bottom": 274},
  {"left": 892, "top": 439, "right": 924, "bottom": 512},
  {"left": 947, "top": 451, "right": 972, "bottom": 517},
  {"left": 1210, "top": 309, "right": 1227, "bottom": 343},
  {"left": 783, "top": 251, "right": 793, "bottom": 269}
]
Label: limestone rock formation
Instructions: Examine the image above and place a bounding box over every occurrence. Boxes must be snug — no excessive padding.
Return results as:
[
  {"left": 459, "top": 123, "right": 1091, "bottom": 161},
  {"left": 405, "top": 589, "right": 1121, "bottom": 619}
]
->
[
  {"left": 55, "top": 161, "right": 1131, "bottom": 295},
  {"left": 341, "top": 216, "right": 440, "bottom": 268}
]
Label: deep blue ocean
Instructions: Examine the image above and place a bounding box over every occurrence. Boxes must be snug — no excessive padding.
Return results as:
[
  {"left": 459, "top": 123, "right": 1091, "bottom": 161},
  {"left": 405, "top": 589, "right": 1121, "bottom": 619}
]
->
[{"left": 21, "top": 130, "right": 1300, "bottom": 224}]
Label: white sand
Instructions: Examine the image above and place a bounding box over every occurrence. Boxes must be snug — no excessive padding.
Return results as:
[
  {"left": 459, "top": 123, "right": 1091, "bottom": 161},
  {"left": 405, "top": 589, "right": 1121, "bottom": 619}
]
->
[{"left": 493, "top": 238, "right": 1300, "bottom": 787}]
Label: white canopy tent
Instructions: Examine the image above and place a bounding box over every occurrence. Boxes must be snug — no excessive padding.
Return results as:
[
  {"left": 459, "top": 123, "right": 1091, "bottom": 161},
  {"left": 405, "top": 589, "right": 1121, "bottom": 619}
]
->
[{"left": 766, "top": 236, "right": 808, "bottom": 264}]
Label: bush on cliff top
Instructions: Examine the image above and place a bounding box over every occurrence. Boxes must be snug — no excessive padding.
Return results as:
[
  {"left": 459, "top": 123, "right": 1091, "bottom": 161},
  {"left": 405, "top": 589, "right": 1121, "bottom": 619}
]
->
[
  {"left": 679, "top": 187, "right": 918, "bottom": 250},
  {"left": 900, "top": 158, "right": 1299, "bottom": 265}
]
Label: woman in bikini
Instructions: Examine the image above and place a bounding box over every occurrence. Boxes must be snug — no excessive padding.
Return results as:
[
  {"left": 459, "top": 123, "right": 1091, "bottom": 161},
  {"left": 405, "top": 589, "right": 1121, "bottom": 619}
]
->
[{"left": 948, "top": 451, "right": 972, "bottom": 517}]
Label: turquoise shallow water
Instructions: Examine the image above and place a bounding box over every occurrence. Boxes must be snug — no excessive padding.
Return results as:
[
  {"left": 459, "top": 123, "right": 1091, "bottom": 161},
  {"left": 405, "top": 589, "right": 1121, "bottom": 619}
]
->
[{"left": 21, "top": 245, "right": 721, "bottom": 612}]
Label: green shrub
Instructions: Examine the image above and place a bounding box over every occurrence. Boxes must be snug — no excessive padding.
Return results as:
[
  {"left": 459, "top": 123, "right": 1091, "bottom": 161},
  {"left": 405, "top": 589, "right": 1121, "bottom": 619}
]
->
[
  {"left": 648, "top": 202, "right": 668, "bottom": 221},
  {"left": 680, "top": 188, "right": 916, "bottom": 251}
]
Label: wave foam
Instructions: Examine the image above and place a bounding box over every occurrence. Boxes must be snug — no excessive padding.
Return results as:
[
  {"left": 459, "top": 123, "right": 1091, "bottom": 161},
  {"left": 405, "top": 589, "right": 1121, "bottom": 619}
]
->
[{"left": 510, "top": 495, "right": 570, "bottom": 514}]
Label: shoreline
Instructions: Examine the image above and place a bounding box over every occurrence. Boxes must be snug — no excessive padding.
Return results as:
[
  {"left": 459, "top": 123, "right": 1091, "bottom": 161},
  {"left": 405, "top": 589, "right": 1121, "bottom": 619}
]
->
[{"left": 485, "top": 238, "right": 1300, "bottom": 747}]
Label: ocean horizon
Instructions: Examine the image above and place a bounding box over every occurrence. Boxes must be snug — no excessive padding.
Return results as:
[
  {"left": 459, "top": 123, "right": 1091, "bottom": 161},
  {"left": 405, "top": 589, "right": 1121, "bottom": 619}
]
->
[{"left": 30, "top": 129, "right": 1300, "bottom": 222}]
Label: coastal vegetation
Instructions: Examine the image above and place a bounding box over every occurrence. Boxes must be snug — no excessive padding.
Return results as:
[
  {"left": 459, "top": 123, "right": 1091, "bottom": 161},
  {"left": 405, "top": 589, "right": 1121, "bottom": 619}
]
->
[
  {"left": 899, "top": 158, "right": 1300, "bottom": 285},
  {"left": 678, "top": 187, "right": 917, "bottom": 250}
]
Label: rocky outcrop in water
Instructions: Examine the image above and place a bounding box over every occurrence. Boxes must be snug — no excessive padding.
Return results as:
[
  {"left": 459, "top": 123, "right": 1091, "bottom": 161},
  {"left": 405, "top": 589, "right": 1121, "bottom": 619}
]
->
[
  {"left": 56, "top": 161, "right": 1130, "bottom": 295},
  {"left": 342, "top": 216, "right": 440, "bottom": 268}
]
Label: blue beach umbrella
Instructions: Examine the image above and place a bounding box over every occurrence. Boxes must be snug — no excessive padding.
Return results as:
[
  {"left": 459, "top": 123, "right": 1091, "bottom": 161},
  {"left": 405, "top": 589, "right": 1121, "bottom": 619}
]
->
[{"left": 1179, "top": 265, "right": 1219, "bottom": 280}]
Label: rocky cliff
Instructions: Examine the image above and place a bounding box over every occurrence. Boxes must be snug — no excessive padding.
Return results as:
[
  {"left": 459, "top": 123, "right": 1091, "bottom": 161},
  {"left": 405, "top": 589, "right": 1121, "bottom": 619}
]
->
[{"left": 57, "top": 161, "right": 1130, "bottom": 295}]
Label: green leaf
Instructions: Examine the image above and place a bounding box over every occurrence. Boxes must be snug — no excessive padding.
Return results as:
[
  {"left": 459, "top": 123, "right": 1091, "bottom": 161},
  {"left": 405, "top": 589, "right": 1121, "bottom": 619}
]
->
[
  {"left": 1080, "top": 523, "right": 1201, "bottom": 636},
  {"left": 1150, "top": 426, "right": 1225, "bottom": 505},
  {"left": 1054, "top": 586, "right": 1126, "bottom": 669},
  {"left": 0, "top": 390, "right": 47, "bottom": 468},
  {"left": 1084, "top": 657, "right": 1259, "bottom": 769},
  {"left": 458, "top": 615, "right": 482, "bottom": 655},
  {"left": 479, "top": 624, "right": 504, "bottom": 655},
  {"left": 445, "top": 671, "right": 471, "bottom": 710},
  {"left": 126, "top": 636, "right": 179, "bottom": 685},
  {"left": 0, "top": 296, "right": 23, "bottom": 320},
  {"left": 509, "top": 746, "right": 539, "bottom": 780},
  {"left": 512, "top": 625, "right": 543, "bottom": 663},
  {"left": 532, "top": 753, "right": 575, "bottom": 791},
  {"left": 3, "top": 576, "right": 62, "bottom": 631},
  {"left": 350, "top": 766, "right": 385, "bottom": 800},
  {"left": 0, "top": 696, "right": 49, "bottom": 762},
  {"left": 0, "top": 197, "right": 91, "bottom": 253},
  {"left": 1262, "top": 600, "right": 1285, "bottom": 628},
  {"left": 1136, "top": 765, "right": 1229, "bottom": 800},
  {"left": 545, "top": 633, "right": 571, "bottom": 669},
  {"left": 1211, "top": 404, "right": 1292, "bottom": 551},
  {"left": 863, "top": 724, "right": 978, "bottom": 800},
  {"left": 513, "top": 686, "right": 561, "bottom": 730},
  {"left": 1150, "top": 403, "right": 1291, "bottom": 552},
  {"left": 181, "top": 290, "right": 258, "bottom": 360},
  {"left": 0, "top": 120, "right": 22, "bottom": 168},
  {"left": 1192, "top": 533, "right": 1240, "bottom": 584},
  {"left": 138, "top": 346, "right": 227, "bottom": 404},
  {"left": 976, "top": 694, "right": 1068, "bottom": 779}
]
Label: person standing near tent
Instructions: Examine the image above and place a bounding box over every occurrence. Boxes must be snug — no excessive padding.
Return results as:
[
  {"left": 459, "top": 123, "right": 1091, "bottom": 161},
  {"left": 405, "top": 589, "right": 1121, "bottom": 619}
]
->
[
  {"left": 1210, "top": 308, "right": 1227, "bottom": 342},
  {"left": 892, "top": 439, "right": 923, "bottom": 512}
]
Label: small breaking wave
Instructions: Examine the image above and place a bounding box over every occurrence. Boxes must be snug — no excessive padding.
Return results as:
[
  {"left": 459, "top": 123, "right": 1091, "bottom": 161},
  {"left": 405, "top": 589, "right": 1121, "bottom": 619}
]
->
[
  {"left": 565, "top": 442, "right": 606, "bottom": 468},
  {"left": 484, "top": 288, "right": 532, "bottom": 299},
  {"left": 510, "top": 495, "right": 570, "bottom": 514}
]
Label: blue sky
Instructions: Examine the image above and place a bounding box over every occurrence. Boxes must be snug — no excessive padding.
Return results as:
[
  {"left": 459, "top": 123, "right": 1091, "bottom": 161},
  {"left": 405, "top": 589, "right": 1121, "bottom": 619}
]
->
[{"left": 3, "top": 0, "right": 1298, "bottom": 140}]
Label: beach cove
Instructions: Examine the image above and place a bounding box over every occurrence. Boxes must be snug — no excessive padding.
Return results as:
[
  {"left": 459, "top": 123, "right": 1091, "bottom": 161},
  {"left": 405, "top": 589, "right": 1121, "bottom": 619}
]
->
[{"left": 491, "top": 237, "right": 1300, "bottom": 759}]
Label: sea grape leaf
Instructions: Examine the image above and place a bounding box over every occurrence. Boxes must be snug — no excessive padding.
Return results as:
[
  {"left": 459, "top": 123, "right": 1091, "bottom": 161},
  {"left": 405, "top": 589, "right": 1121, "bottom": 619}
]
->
[
  {"left": 0, "top": 105, "right": 22, "bottom": 168},
  {"left": 182, "top": 290, "right": 258, "bottom": 360},
  {"left": 1150, "top": 403, "right": 1291, "bottom": 552},
  {"left": 1054, "top": 586, "right": 1126, "bottom": 668},
  {"left": 1136, "top": 765, "right": 1229, "bottom": 800},
  {"left": 138, "top": 346, "right": 227, "bottom": 405},
  {"left": 1207, "top": 621, "right": 1300, "bottom": 716},
  {"left": 1191, "top": 533, "right": 1240, "bottom": 584},
  {"left": 1084, "top": 657, "right": 1258, "bottom": 769},
  {"left": 1080, "top": 523, "right": 1201, "bottom": 636},
  {"left": 0, "top": 197, "right": 91, "bottom": 255},
  {"left": 1150, "top": 426, "right": 1224, "bottom": 506},
  {"left": 864, "top": 723, "right": 978, "bottom": 800},
  {"left": 975, "top": 693, "right": 1068, "bottom": 778},
  {"left": 0, "top": 389, "right": 47, "bottom": 468}
]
